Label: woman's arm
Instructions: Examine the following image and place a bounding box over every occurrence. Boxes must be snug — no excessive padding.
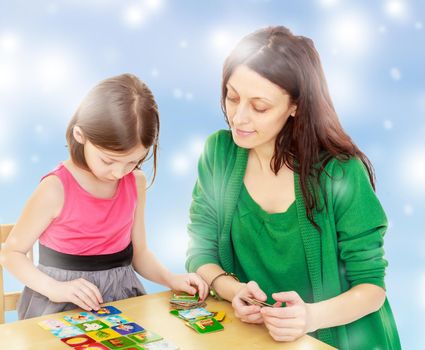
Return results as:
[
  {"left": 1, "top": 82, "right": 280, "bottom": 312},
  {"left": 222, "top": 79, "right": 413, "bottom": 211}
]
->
[
  {"left": 131, "top": 171, "right": 208, "bottom": 299},
  {"left": 0, "top": 176, "right": 102, "bottom": 311},
  {"left": 309, "top": 283, "right": 385, "bottom": 331},
  {"left": 261, "top": 284, "right": 385, "bottom": 341},
  {"left": 196, "top": 263, "right": 246, "bottom": 301}
]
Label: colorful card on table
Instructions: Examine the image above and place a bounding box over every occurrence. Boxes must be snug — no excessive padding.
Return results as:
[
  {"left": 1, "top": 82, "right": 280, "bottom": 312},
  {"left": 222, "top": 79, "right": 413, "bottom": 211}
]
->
[
  {"left": 60, "top": 334, "right": 95, "bottom": 347},
  {"left": 128, "top": 330, "right": 163, "bottom": 344},
  {"left": 102, "top": 314, "right": 132, "bottom": 327},
  {"left": 76, "top": 320, "right": 109, "bottom": 332},
  {"left": 38, "top": 318, "right": 70, "bottom": 330},
  {"left": 64, "top": 312, "right": 97, "bottom": 324},
  {"left": 170, "top": 292, "right": 199, "bottom": 301},
  {"left": 86, "top": 328, "right": 121, "bottom": 342},
  {"left": 51, "top": 325, "right": 85, "bottom": 338},
  {"left": 111, "top": 322, "right": 145, "bottom": 335},
  {"left": 74, "top": 344, "right": 110, "bottom": 350},
  {"left": 100, "top": 336, "right": 136, "bottom": 349},
  {"left": 211, "top": 311, "right": 226, "bottom": 322},
  {"left": 177, "top": 307, "right": 212, "bottom": 321},
  {"left": 143, "top": 339, "right": 179, "bottom": 350},
  {"left": 92, "top": 305, "right": 122, "bottom": 317},
  {"left": 185, "top": 317, "right": 224, "bottom": 334}
]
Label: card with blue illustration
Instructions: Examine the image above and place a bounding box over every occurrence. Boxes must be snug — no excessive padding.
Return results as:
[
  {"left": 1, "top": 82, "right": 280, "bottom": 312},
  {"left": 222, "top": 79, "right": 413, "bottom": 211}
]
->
[
  {"left": 102, "top": 314, "right": 133, "bottom": 327},
  {"left": 92, "top": 305, "right": 122, "bottom": 317},
  {"left": 50, "top": 325, "right": 84, "bottom": 338},
  {"left": 111, "top": 322, "right": 144, "bottom": 335},
  {"left": 177, "top": 307, "right": 212, "bottom": 321}
]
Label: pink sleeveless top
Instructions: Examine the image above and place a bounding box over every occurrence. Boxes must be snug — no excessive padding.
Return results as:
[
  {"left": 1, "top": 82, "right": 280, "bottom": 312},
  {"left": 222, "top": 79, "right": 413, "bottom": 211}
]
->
[{"left": 39, "top": 163, "right": 137, "bottom": 255}]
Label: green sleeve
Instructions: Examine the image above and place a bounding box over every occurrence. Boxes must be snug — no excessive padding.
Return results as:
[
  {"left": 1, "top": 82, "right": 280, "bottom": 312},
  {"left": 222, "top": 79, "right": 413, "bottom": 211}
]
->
[
  {"left": 185, "top": 132, "right": 221, "bottom": 272},
  {"left": 331, "top": 158, "right": 388, "bottom": 289}
]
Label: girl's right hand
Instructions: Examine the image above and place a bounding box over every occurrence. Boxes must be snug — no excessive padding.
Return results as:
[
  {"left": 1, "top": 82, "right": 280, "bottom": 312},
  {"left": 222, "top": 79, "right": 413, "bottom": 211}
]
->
[
  {"left": 48, "top": 278, "right": 103, "bottom": 311},
  {"left": 232, "top": 281, "right": 267, "bottom": 324}
]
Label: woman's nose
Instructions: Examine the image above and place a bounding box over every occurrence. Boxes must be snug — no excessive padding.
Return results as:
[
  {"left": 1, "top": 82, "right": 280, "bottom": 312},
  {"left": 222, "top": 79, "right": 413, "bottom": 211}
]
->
[{"left": 232, "top": 103, "right": 250, "bottom": 125}]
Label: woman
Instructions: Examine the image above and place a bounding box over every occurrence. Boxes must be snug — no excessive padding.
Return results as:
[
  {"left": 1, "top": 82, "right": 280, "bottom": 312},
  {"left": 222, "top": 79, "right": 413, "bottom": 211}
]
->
[{"left": 186, "top": 26, "right": 401, "bottom": 349}]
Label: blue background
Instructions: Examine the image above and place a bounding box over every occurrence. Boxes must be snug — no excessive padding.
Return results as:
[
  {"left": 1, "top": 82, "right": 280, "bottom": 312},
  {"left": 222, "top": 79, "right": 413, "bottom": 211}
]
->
[{"left": 0, "top": 1, "right": 424, "bottom": 348}]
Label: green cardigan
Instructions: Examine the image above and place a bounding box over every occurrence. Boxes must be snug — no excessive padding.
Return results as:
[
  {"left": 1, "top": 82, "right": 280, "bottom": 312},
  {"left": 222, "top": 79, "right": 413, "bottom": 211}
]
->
[{"left": 186, "top": 130, "right": 401, "bottom": 349}]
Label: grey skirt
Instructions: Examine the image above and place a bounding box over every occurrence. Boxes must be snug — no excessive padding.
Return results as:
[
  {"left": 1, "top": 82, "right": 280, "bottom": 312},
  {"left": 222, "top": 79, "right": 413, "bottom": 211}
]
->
[{"left": 17, "top": 264, "right": 146, "bottom": 320}]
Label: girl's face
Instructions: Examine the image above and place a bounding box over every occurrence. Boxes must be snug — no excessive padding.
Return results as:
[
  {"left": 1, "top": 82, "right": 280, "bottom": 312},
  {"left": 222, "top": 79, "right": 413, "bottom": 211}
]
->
[
  {"left": 225, "top": 65, "right": 297, "bottom": 152},
  {"left": 83, "top": 140, "right": 147, "bottom": 182}
]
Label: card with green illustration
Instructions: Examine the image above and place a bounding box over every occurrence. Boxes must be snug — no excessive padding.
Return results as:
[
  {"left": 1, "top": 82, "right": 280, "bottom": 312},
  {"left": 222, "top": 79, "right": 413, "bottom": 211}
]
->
[{"left": 128, "top": 330, "right": 163, "bottom": 344}]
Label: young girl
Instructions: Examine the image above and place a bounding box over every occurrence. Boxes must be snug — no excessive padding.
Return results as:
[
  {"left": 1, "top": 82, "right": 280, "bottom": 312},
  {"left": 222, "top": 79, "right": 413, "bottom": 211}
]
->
[{"left": 0, "top": 73, "right": 208, "bottom": 319}]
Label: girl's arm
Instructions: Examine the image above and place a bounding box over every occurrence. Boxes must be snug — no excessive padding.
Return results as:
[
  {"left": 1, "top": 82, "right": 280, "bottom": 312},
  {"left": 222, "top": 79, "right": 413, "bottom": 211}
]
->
[
  {"left": 130, "top": 171, "right": 208, "bottom": 299},
  {"left": 0, "top": 176, "right": 102, "bottom": 311}
]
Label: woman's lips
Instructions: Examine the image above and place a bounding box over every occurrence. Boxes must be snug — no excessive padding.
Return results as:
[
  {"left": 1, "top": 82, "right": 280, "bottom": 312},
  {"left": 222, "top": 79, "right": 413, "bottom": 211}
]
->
[{"left": 235, "top": 128, "right": 255, "bottom": 137}]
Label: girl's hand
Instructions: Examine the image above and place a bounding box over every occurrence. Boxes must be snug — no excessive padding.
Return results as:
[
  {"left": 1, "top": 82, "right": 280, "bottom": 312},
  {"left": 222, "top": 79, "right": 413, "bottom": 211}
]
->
[
  {"left": 232, "top": 281, "right": 267, "bottom": 324},
  {"left": 48, "top": 278, "right": 103, "bottom": 311},
  {"left": 261, "top": 291, "right": 315, "bottom": 342},
  {"left": 169, "top": 273, "right": 209, "bottom": 300}
]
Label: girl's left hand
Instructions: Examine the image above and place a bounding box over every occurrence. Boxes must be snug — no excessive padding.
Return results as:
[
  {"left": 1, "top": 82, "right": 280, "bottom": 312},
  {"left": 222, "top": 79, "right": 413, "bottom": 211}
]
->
[
  {"left": 169, "top": 273, "right": 209, "bottom": 301},
  {"left": 261, "top": 291, "right": 316, "bottom": 342}
]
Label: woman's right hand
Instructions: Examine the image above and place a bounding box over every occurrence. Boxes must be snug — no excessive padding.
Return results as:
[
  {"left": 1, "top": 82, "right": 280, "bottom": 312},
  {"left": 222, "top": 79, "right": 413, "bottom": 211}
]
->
[
  {"left": 232, "top": 281, "right": 268, "bottom": 324},
  {"left": 47, "top": 278, "right": 103, "bottom": 311}
]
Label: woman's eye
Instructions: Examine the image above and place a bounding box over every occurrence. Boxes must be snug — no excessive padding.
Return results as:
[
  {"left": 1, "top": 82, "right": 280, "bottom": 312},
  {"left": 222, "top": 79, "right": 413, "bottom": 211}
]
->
[
  {"left": 253, "top": 106, "right": 268, "bottom": 113},
  {"left": 101, "top": 159, "right": 113, "bottom": 165},
  {"left": 226, "top": 95, "right": 239, "bottom": 103}
]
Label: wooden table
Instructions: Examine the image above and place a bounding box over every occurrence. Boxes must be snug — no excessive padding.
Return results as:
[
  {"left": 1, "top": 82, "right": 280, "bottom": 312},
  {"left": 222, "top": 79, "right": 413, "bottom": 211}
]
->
[{"left": 0, "top": 291, "right": 336, "bottom": 349}]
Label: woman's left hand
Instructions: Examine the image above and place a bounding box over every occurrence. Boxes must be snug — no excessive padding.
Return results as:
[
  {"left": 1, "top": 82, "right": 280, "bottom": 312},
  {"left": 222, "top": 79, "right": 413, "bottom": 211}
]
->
[
  {"left": 261, "top": 291, "right": 316, "bottom": 342},
  {"left": 168, "top": 273, "right": 209, "bottom": 301}
]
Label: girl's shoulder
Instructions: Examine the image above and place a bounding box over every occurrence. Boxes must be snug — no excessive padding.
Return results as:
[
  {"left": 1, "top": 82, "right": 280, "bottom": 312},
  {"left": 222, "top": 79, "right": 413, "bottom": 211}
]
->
[
  {"left": 132, "top": 169, "right": 146, "bottom": 186},
  {"left": 33, "top": 174, "right": 65, "bottom": 219}
]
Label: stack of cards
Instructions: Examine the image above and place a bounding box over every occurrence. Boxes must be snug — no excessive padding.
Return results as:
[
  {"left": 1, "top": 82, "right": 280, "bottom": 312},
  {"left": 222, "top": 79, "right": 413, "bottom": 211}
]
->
[
  {"left": 241, "top": 296, "right": 274, "bottom": 307},
  {"left": 169, "top": 292, "right": 206, "bottom": 310},
  {"left": 169, "top": 307, "right": 224, "bottom": 334},
  {"left": 38, "top": 305, "right": 179, "bottom": 349}
]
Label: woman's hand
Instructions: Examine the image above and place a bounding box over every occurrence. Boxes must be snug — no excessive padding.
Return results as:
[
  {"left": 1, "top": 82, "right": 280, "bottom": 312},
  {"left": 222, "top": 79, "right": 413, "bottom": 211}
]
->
[
  {"left": 168, "top": 273, "right": 209, "bottom": 300},
  {"left": 261, "top": 291, "right": 315, "bottom": 342},
  {"left": 47, "top": 278, "right": 103, "bottom": 311},
  {"left": 232, "top": 281, "right": 267, "bottom": 324}
]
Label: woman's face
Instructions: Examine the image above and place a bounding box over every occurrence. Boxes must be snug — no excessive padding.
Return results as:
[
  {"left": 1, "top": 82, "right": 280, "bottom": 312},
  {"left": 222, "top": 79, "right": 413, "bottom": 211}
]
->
[{"left": 225, "top": 65, "right": 296, "bottom": 151}]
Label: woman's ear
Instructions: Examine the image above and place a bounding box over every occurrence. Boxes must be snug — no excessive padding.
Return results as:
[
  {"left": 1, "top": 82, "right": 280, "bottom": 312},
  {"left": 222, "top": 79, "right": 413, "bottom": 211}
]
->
[
  {"left": 72, "top": 126, "right": 85, "bottom": 144},
  {"left": 290, "top": 105, "right": 297, "bottom": 117}
]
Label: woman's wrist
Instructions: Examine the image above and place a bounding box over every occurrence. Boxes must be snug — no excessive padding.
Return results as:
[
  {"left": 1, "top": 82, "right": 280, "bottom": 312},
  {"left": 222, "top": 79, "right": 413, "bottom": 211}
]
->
[
  {"left": 214, "top": 278, "right": 246, "bottom": 301},
  {"left": 306, "top": 302, "right": 321, "bottom": 333}
]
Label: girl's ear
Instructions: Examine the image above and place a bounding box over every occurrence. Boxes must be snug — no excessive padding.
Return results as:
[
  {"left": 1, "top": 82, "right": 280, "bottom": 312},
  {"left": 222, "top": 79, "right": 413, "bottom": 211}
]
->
[
  {"left": 290, "top": 105, "right": 297, "bottom": 117},
  {"left": 72, "top": 126, "right": 85, "bottom": 144}
]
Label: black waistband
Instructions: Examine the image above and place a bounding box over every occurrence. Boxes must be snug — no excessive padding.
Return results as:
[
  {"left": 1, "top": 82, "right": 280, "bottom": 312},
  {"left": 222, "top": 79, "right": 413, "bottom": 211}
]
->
[{"left": 38, "top": 242, "right": 133, "bottom": 271}]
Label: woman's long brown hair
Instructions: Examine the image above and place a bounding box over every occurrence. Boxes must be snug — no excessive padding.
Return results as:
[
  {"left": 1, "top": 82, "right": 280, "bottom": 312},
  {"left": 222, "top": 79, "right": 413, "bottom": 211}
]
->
[{"left": 221, "top": 26, "right": 375, "bottom": 230}]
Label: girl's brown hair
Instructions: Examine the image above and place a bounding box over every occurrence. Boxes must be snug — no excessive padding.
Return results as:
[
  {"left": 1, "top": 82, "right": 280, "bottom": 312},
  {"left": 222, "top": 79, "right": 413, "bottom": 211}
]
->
[
  {"left": 221, "top": 26, "right": 375, "bottom": 230},
  {"left": 66, "top": 73, "right": 160, "bottom": 183}
]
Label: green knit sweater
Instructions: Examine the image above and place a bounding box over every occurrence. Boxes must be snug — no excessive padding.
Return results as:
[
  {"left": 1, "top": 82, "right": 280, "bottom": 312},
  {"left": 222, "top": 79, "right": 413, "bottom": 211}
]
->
[{"left": 186, "top": 130, "right": 401, "bottom": 349}]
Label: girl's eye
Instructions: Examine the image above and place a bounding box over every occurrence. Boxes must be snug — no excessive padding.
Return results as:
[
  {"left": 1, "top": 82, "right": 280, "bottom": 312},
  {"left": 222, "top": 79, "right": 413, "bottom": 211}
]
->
[{"left": 101, "top": 159, "right": 113, "bottom": 165}]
